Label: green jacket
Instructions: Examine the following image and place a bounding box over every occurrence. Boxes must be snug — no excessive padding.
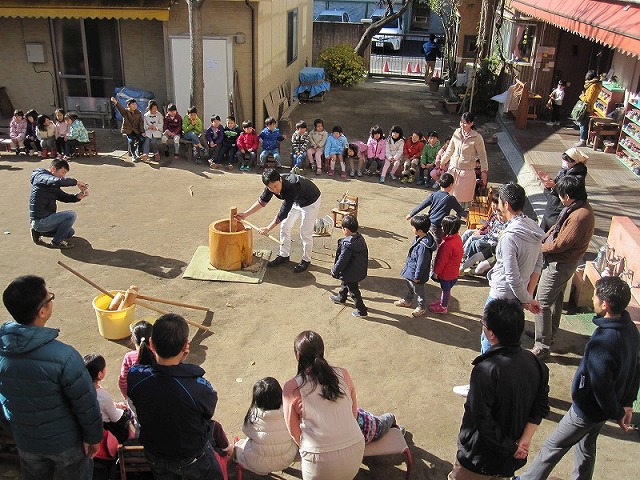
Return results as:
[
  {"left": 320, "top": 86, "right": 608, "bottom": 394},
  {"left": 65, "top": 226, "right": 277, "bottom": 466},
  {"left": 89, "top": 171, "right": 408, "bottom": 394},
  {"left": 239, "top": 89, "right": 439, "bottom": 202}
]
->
[
  {"left": 182, "top": 115, "right": 203, "bottom": 135},
  {"left": 420, "top": 141, "right": 441, "bottom": 165}
]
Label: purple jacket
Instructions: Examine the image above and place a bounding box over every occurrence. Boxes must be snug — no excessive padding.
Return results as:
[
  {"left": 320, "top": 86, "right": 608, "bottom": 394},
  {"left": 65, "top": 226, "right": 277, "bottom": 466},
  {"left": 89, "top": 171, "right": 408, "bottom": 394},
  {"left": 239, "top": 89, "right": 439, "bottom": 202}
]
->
[
  {"left": 367, "top": 136, "right": 386, "bottom": 160},
  {"left": 10, "top": 117, "right": 27, "bottom": 141}
]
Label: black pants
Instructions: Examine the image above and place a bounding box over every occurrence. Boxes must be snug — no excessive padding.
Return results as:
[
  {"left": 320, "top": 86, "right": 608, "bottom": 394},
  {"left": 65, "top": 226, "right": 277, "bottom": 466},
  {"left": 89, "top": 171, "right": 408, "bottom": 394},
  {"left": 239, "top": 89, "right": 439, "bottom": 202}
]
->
[
  {"left": 551, "top": 103, "right": 561, "bottom": 122},
  {"left": 339, "top": 281, "right": 367, "bottom": 314}
]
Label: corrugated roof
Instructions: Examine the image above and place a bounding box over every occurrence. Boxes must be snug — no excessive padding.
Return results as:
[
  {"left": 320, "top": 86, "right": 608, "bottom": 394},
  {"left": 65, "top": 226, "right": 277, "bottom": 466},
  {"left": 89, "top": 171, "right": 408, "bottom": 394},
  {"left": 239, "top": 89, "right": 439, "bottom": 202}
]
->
[{"left": 0, "top": 0, "right": 172, "bottom": 21}]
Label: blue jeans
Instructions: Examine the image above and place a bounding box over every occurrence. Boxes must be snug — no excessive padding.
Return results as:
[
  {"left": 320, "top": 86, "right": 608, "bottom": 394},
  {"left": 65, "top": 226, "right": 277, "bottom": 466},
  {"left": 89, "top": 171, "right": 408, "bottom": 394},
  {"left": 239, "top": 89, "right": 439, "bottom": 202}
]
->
[
  {"left": 259, "top": 148, "right": 281, "bottom": 166},
  {"left": 143, "top": 136, "right": 160, "bottom": 155},
  {"left": 292, "top": 152, "right": 305, "bottom": 168},
  {"left": 182, "top": 131, "right": 202, "bottom": 146},
  {"left": 18, "top": 444, "right": 93, "bottom": 480},
  {"left": 127, "top": 133, "right": 145, "bottom": 156},
  {"left": 144, "top": 442, "right": 223, "bottom": 480},
  {"left": 32, "top": 211, "right": 76, "bottom": 244},
  {"left": 579, "top": 115, "right": 589, "bottom": 141},
  {"left": 404, "top": 279, "right": 427, "bottom": 309}
]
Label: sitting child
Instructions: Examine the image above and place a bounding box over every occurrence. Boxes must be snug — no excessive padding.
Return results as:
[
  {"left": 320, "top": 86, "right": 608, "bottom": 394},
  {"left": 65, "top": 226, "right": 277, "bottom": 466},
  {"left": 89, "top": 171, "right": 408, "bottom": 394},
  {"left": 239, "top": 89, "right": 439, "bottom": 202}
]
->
[
  {"left": 182, "top": 106, "right": 206, "bottom": 163},
  {"left": 324, "top": 125, "right": 349, "bottom": 178},
  {"left": 344, "top": 141, "right": 367, "bottom": 178},
  {"left": 234, "top": 377, "right": 298, "bottom": 476},
  {"left": 235, "top": 120, "right": 259, "bottom": 171},
  {"left": 365, "top": 125, "right": 385, "bottom": 176},
  {"left": 119, "top": 320, "right": 154, "bottom": 401},
  {"left": 430, "top": 215, "right": 464, "bottom": 314},
  {"left": 142, "top": 100, "right": 163, "bottom": 161},
  {"left": 36, "top": 114, "right": 57, "bottom": 159},
  {"left": 417, "top": 131, "right": 440, "bottom": 186},
  {"left": 111, "top": 97, "right": 145, "bottom": 160},
  {"left": 161, "top": 103, "right": 182, "bottom": 160},
  {"left": 357, "top": 408, "right": 399, "bottom": 443},
  {"left": 401, "top": 131, "right": 425, "bottom": 184},
  {"left": 54, "top": 109, "right": 68, "bottom": 160},
  {"left": 381, "top": 125, "right": 405, "bottom": 182},
  {"left": 205, "top": 114, "right": 224, "bottom": 167},
  {"left": 429, "top": 137, "right": 450, "bottom": 186},
  {"left": 290, "top": 120, "right": 310, "bottom": 173},
  {"left": 63, "top": 113, "right": 89, "bottom": 159},
  {"left": 9, "top": 109, "right": 27, "bottom": 154},
  {"left": 217, "top": 115, "right": 242, "bottom": 168},
  {"left": 258, "top": 117, "right": 285, "bottom": 168},
  {"left": 85, "top": 353, "right": 134, "bottom": 444},
  {"left": 307, "top": 118, "right": 328, "bottom": 174},
  {"left": 24, "top": 109, "right": 42, "bottom": 156}
]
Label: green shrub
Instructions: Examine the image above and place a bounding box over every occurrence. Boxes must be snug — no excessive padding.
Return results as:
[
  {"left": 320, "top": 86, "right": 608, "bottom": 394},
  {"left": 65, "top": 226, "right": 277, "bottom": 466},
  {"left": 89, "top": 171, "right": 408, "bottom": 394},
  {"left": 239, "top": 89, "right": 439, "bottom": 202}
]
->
[{"left": 318, "top": 44, "right": 367, "bottom": 87}]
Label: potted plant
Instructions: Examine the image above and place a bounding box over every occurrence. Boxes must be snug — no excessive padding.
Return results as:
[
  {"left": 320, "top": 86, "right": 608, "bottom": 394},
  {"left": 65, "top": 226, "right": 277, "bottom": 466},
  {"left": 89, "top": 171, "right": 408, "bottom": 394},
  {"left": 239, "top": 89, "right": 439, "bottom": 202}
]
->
[{"left": 429, "top": 76, "right": 444, "bottom": 92}]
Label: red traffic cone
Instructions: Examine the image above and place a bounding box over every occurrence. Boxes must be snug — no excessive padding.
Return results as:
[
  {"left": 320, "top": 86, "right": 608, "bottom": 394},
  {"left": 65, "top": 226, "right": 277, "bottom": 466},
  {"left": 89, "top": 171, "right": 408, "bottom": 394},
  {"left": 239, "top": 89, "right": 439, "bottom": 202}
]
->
[
  {"left": 383, "top": 60, "right": 390, "bottom": 73},
  {"left": 434, "top": 69, "right": 440, "bottom": 77},
  {"left": 414, "top": 62, "right": 421, "bottom": 73},
  {"left": 406, "top": 62, "right": 412, "bottom": 73}
]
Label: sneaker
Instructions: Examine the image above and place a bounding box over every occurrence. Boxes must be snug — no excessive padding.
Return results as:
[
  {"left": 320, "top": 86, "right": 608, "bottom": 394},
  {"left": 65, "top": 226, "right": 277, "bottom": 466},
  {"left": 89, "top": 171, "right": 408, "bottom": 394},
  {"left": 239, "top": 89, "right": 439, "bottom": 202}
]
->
[
  {"left": 30, "top": 228, "right": 41, "bottom": 244},
  {"left": 293, "top": 260, "right": 310, "bottom": 273},
  {"left": 394, "top": 299, "right": 412, "bottom": 308},
  {"left": 330, "top": 295, "right": 346, "bottom": 304},
  {"left": 453, "top": 384, "right": 470, "bottom": 397},
  {"left": 411, "top": 307, "right": 427, "bottom": 317},
  {"left": 390, "top": 174, "right": 397, "bottom": 181},
  {"left": 407, "top": 175, "right": 415, "bottom": 183},
  {"left": 474, "top": 260, "right": 492, "bottom": 275},
  {"left": 546, "top": 121, "right": 555, "bottom": 126},
  {"left": 194, "top": 157, "right": 203, "bottom": 164},
  {"left": 226, "top": 164, "right": 234, "bottom": 170},
  {"left": 349, "top": 170, "right": 355, "bottom": 178},
  {"left": 428, "top": 299, "right": 441, "bottom": 307},
  {"left": 400, "top": 176, "right": 408, "bottom": 184},
  {"left": 531, "top": 346, "right": 550, "bottom": 361},
  {"left": 267, "top": 255, "right": 290, "bottom": 267},
  {"left": 50, "top": 240, "right": 73, "bottom": 249},
  {"left": 340, "top": 171, "right": 347, "bottom": 179},
  {"left": 352, "top": 310, "right": 368, "bottom": 317},
  {"left": 328, "top": 170, "right": 334, "bottom": 176},
  {"left": 374, "top": 170, "right": 381, "bottom": 175},
  {"left": 140, "top": 154, "right": 148, "bottom": 162},
  {"left": 173, "top": 154, "right": 180, "bottom": 160},
  {"left": 316, "top": 169, "right": 322, "bottom": 175},
  {"left": 209, "top": 161, "right": 219, "bottom": 169},
  {"left": 574, "top": 140, "right": 587, "bottom": 147},
  {"left": 416, "top": 179, "right": 425, "bottom": 185},
  {"left": 379, "top": 176, "right": 385, "bottom": 184},
  {"left": 429, "top": 303, "right": 448, "bottom": 314},
  {"left": 357, "top": 170, "right": 363, "bottom": 177},
  {"left": 364, "top": 169, "right": 372, "bottom": 176}
]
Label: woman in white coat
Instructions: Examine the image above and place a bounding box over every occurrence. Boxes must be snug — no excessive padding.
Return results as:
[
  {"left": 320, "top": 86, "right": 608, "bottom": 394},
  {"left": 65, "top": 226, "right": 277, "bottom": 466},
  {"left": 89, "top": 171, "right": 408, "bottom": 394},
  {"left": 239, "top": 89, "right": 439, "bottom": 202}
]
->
[{"left": 440, "top": 112, "right": 488, "bottom": 206}]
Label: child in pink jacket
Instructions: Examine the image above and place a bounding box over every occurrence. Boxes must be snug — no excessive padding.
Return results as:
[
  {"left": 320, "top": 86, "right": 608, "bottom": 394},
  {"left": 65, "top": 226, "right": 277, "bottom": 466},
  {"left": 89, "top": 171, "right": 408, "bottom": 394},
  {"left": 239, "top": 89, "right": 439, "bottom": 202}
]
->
[
  {"left": 9, "top": 109, "right": 27, "bottom": 154},
  {"left": 365, "top": 125, "right": 386, "bottom": 176}
]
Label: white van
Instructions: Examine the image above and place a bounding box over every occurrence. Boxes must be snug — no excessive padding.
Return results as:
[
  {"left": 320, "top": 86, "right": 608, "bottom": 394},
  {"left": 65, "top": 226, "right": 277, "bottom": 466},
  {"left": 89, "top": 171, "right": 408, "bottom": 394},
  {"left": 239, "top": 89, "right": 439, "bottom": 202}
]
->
[{"left": 371, "top": 9, "right": 403, "bottom": 51}]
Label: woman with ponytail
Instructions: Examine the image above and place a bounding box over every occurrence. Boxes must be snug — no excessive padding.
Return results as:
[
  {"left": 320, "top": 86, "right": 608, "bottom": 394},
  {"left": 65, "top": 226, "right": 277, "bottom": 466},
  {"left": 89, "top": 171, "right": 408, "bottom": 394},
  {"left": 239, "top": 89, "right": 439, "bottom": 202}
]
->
[
  {"left": 282, "top": 331, "right": 364, "bottom": 479},
  {"left": 118, "top": 320, "right": 154, "bottom": 399}
]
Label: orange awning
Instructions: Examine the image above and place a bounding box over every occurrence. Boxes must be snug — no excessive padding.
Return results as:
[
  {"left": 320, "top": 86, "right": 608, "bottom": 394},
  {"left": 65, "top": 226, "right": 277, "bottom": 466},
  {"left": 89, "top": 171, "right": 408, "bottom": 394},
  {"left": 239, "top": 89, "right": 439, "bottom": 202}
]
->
[
  {"left": 512, "top": 0, "right": 640, "bottom": 58},
  {"left": 0, "top": 1, "right": 171, "bottom": 21}
]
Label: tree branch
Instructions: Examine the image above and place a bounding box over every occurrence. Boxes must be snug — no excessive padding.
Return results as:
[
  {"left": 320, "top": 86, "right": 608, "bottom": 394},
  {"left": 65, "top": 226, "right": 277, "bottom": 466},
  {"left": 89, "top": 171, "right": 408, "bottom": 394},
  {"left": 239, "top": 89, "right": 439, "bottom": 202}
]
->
[{"left": 354, "top": 0, "right": 412, "bottom": 57}]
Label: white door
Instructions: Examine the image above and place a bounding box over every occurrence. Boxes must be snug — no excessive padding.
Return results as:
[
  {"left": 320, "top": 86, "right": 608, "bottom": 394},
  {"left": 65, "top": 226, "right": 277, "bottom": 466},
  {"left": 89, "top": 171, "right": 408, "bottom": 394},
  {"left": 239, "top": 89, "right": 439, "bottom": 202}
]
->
[{"left": 169, "top": 36, "right": 233, "bottom": 119}]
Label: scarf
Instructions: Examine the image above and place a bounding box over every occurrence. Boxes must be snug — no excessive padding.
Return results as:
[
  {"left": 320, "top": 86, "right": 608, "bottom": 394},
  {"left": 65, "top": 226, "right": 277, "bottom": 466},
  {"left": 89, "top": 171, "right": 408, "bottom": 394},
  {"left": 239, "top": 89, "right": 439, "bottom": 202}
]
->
[{"left": 546, "top": 199, "right": 584, "bottom": 243}]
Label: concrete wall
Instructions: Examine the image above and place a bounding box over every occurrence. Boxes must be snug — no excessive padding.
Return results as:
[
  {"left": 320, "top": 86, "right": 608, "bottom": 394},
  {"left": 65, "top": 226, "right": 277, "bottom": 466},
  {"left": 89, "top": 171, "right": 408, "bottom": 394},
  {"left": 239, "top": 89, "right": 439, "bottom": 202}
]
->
[
  {"left": 0, "top": 17, "right": 57, "bottom": 116},
  {"left": 120, "top": 20, "right": 167, "bottom": 106}
]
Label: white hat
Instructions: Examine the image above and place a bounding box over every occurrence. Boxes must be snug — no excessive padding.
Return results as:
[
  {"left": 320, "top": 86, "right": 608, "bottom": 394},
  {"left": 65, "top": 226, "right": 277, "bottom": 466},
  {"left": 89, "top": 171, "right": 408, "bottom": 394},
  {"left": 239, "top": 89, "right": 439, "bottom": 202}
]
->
[{"left": 564, "top": 147, "right": 589, "bottom": 164}]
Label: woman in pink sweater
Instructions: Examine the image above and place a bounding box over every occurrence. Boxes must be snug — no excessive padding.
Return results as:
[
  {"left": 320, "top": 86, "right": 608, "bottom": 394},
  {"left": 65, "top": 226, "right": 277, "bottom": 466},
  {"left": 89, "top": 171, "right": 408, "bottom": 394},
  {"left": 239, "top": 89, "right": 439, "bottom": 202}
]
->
[{"left": 119, "top": 320, "right": 154, "bottom": 399}]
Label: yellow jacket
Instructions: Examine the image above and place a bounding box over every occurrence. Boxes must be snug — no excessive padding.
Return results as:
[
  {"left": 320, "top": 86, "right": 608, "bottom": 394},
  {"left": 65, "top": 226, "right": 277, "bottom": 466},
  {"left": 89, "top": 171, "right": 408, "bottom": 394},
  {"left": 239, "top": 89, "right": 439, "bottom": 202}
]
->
[{"left": 580, "top": 79, "right": 602, "bottom": 112}]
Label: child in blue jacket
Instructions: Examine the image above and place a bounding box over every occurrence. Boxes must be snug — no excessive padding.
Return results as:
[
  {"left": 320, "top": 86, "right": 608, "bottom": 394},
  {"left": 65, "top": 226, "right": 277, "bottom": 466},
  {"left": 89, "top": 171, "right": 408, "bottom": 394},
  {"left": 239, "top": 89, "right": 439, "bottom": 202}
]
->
[
  {"left": 258, "top": 117, "right": 285, "bottom": 167},
  {"left": 394, "top": 214, "right": 437, "bottom": 318},
  {"left": 324, "top": 125, "right": 349, "bottom": 178}
]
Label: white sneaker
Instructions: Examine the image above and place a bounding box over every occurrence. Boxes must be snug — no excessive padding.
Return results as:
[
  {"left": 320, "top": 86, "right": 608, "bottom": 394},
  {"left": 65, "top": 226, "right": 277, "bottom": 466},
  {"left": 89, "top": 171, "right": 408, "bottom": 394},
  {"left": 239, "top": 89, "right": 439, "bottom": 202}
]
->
[
  {"left": 546, "top": 122, "right": 555, "bottom": 126},
  {"left": 574, "top": 140, "right": 586, "bottom": 147},
  {"left": 453, "top": 384, "right": 470, "bottom": 397},
  {"left": 475, "top": 260, "right": 492, "bottom": 275}
]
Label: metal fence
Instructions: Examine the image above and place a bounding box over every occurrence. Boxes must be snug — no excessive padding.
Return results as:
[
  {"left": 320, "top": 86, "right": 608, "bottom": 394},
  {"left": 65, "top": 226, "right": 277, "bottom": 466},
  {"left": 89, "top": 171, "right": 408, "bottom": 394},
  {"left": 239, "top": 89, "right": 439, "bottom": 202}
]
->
[{"left": 368, "top": 33, "right": 443, "bottom": 79}]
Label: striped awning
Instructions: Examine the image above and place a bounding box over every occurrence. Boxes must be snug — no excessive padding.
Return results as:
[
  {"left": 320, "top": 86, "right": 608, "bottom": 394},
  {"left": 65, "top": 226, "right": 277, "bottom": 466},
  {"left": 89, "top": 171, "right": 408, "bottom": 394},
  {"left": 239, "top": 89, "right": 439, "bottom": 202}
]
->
[
  {"left": 512, "top": 0, "right": 640, "bottom": 58},
  {"left": 0, "top": 0, "right": 171, "bottom": 21}
]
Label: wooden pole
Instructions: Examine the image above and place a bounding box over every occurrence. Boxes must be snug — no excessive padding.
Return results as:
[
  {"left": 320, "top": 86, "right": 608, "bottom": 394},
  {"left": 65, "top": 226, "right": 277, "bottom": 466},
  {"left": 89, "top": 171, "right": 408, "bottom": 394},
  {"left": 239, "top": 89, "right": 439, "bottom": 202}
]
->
[
  {"left": 136, "top": 293, "right": 211, "bottom": 312},
  {"left": 240, "top": 219, "right": 282, "bottom": 245},
  {"left": 230, "top": 206, "right": 237, "bottom": 232},
  {"left": 57, "top": 261, "right": 212, "bottom": 332}
]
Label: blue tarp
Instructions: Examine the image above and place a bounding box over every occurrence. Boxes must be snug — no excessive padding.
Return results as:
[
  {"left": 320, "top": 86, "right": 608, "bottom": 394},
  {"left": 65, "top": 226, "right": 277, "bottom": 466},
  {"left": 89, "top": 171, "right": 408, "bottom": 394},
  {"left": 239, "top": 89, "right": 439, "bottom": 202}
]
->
[
  {"left": 294, "top": 67, "right": 330, "bottom": 98},
  {"left": 114, "top": 86, "right": 155, "bottom": 121}
]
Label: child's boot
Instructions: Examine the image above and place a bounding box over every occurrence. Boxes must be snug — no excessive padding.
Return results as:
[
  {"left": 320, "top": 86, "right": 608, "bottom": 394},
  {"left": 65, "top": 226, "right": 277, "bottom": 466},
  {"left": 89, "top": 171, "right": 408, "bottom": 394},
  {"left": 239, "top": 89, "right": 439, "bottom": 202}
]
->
[
  {"left": 41, "top": 148, "right": 48, "bottom": 159},
  {"left": 51, "top": 149, "right": 57, "bottom": 158}
]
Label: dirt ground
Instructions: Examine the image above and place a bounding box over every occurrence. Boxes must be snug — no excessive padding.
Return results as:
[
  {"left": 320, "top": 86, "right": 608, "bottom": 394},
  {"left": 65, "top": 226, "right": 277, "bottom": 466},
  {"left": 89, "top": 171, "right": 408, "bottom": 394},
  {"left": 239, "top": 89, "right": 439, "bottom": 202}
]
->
[{"left": 0, "top": 79, "right": 637, "bottom": 479}]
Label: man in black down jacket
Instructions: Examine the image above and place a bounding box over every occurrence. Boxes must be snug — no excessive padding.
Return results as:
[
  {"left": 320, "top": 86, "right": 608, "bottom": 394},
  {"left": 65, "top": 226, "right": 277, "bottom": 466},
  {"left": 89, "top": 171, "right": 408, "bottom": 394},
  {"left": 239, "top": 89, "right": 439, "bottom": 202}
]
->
[
  {"left": 330, "top": 215, "right": 368, "bottom": 317},
  {"left": 450, "top": 299, "right": 550, "bottom": 479},
  {"left": 29, "top": 159, "right": 88, "bottom": 249}
]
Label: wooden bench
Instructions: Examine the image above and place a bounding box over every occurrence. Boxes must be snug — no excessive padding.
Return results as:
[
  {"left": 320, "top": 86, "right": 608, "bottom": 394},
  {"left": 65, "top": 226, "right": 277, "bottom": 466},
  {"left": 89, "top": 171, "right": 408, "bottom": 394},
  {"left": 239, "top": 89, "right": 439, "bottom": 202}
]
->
[
  {"left": 466, "top": 186, "right": 493, "bottom": 229},
  {"left": 574, "top": 216, "right": 640, "bottom": 329},
  {"left": 73, "top": 130, "right": 98, "bottom": 157},
  {"left": 363, "top": 427, "right": 412, "bottom": 479}
]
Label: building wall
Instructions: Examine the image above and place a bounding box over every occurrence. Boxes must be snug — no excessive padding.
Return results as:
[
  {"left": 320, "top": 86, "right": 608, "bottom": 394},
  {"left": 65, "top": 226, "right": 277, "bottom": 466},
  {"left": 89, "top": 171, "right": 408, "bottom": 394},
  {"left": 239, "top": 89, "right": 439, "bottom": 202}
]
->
[
  {"left": 120, "top": 20, "right": 167, "bottom": 106},
  {"left": 0, "top": 17, "right": 57, "bottom": 116}
]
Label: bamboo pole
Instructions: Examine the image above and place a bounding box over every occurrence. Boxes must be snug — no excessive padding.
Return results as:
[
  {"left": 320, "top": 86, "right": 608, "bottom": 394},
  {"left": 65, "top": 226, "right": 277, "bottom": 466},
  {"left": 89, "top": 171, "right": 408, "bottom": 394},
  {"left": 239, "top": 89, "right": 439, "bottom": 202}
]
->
[
  {"left": 240, "top": 219, "right": 282, "bottom": 245},
  {"left": 136, "top": 293, "right": 211, "bottom": 312},
  {"left": 57, "top": 261, "right": 212, "bottom": 332}
]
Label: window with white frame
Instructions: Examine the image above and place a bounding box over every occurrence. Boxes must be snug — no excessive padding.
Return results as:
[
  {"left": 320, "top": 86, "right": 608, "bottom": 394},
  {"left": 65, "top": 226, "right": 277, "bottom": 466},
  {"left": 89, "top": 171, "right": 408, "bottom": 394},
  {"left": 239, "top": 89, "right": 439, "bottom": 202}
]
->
[{"left": 287, "top": 9, "right": 298, "bottom": 65}]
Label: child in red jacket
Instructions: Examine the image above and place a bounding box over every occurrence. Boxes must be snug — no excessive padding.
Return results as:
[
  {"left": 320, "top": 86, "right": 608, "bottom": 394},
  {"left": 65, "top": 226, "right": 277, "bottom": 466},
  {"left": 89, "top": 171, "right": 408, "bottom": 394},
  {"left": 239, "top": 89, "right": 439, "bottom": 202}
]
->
[
  {"left": 235, "top": 120, "right": 259, "bottom": 171},
  {"left": 430, "top": 215, "right": 464, "bottom": 314},
  {"left": 401, "top": 131, "right": 425, "bottom": 183}
]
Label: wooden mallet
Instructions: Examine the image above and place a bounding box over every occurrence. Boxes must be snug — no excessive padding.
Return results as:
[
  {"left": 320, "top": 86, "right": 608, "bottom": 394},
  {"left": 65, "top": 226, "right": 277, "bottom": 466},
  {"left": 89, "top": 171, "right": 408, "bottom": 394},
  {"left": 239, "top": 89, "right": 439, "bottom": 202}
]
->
[{"left": 240, "top": 219, "right": 282, "bottom": 245}]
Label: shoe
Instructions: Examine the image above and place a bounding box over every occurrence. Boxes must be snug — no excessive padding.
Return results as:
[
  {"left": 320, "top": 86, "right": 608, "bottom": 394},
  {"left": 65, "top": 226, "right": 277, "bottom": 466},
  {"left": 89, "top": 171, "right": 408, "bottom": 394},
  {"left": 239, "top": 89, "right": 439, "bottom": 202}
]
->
[
  {"left": 432, "top": 182, "right": 439, "bottom": 189},
  {"left": 267, "top": 255, "right": 290, "bottom": 267},
  {"left": 574, "top": 140, "right": 587, "bottom": 147},
  {"left": 330, "top": 295, "right": 346, "bottom": 304},
  {"left": 50, "top": 240, "right": 73, "bottom": 249},
  {"left": 173, "top": 154, "right": 180, "bottom": 160},
  {"left": 364, "top": 169, "right": 372, "bottom": 176},
  {"left": 349, "top": 170, "right": 355, "bottom": 178},
  {"left": 209, "top": 161, "right": 218, "bottom": 169},
  {"left": 546, "top": 121, "right": 555, "bottom": 126},
  {"left": 30, "top": 228, "right": 41, "bottom": 244},
  {"left": 453, "top": 384, "right": 470, "bottom": 397},
  {"left": 429, "top": 299, "right": 441, "bottom": 307},
  {"left": 194, "top": 157, "right": 203, "bottom": 164},
  {"left": 411, "top": 307, "right": 427, "bottom": 317},
  {"left": 416, "top": 179, "right": 425, "bottom": 185},
  {"left": 379, "top": 176, "right": 385, "bottom": 183},
  {"left": 554, "top": 121, "right": 561, "bottom": 126},
  {"left": 429, "top": 303, "right": 448, "bottom": 314},
  {"left": 164, "top": 150, "right": 170, "bottom": 157},
  {"left": 374, "top": 170, "right": 381, "bottom": 175},
  {"left": 394, "top": 299, "right": 412, "bottom": 308},
  {"left": 340, "top": 171, "right": 347, "bottom": 179},
  {"left": 316, "top": 169, "right": 322, "bottom": 175},
  {"left": 531, "top": 346, "right": 550, "bottom": 361},
  {"left": 328, "top": 170, "right": 334, "bottom": 176},
  {"left": 400, "top": 176, "right": 408, "bottom": 184},
  {"left": 352, "top": 310, "right": 368, "bottom": 317},
  {"left": 407, "top": 175, "right": 415, "bottom": 183},
  {"left": 226, "top": 164, "right": 234, "bottom": 170},
  {"left": 357, "top": 170, "right": 363, "bottom": 177},
  {"left": 293, "top": 260, "right": 310, "bottom": 273},
  {"left": 474, "top": 260, "right": 492, "bottom": 275},
  {"left": 390, "top": 174, "right": 397, "bottom": 181},
  {"left": 140, "top": 154, "right": 148, "bottom": 162}
]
